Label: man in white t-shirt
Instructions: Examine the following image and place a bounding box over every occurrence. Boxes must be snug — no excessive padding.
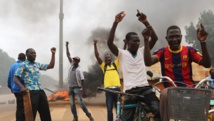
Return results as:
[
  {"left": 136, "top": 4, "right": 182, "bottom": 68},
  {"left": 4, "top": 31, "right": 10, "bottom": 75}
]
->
[{"left": 107, "top": 10, "right": 161, "bottom": 121}]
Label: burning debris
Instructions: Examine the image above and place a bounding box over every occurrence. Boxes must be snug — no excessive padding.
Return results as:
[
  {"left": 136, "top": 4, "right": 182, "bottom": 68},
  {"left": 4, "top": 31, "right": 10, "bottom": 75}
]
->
[{"left": 48, "top": 90, "right": 69, "bottom": 101}]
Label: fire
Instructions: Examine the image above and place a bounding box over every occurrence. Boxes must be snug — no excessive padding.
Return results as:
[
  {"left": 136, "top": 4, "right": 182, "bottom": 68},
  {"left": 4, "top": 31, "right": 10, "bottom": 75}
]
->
[{"left": 48, "top": 90, "right": 69, "bottom": 101}]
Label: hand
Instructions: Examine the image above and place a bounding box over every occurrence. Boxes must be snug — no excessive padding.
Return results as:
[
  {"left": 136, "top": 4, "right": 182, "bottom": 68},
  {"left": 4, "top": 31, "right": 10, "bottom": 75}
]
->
[
  {"left": 136, "top": 9, "right": 147, "bottom": 23},
  {"left": 20, "top": 87, "right": 27, "bottom": 92},
  {"left": 81, "top": 89, "right": 87, "bottom": 98},
  {"left": 142, "top": 28, "right": 151, "bottom": 40},
  {"left": 51, "top": 47, "right": 56, "bottom": 54},
  {"left": 94, "top": 40, "right": 97, "bottom": 45},
  {"left": 115, "top": 11, "right": 126, "bottom": 23},
  {"left": 197, "top": 23, "right": 208, "bottom": 41},
  {"left": 66, "top": 41, "right": 69, "bottom": 46}
]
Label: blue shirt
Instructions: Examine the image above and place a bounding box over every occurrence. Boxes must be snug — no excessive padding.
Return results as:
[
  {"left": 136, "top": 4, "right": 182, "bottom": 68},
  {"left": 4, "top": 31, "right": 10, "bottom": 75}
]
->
[
  {"left": 14, "top": 60, "right": 48, "bottom": 90},
  {"left": 206, "top": 77, "right": 214, "bottom": 88},
  {"left": 7, "top": 60, "right": 24, "bottom": 93}
]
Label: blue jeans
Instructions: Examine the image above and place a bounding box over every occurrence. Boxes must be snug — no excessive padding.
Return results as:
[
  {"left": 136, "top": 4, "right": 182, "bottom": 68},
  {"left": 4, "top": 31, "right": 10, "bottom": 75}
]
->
[
  {"left": 105, "top": 87, "right": 120, "bottom": 121},
  {"left": 69, "top": 87, "right": 91, "bottom": 118}
]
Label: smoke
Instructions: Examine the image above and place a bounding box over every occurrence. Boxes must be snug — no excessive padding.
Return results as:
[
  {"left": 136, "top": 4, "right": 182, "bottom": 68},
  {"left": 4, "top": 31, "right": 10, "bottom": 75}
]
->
[
  {"left": 83, "top": 27, "right": 120, "bottom": 96},
  {"left": 0, "top": 0, "right": 214, "bottom": 87}
]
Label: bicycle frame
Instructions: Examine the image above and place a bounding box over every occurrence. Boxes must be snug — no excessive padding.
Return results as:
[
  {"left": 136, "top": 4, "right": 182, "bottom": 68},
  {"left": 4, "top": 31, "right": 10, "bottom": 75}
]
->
[{"left": 98, "top": 87, "right": 149, "bottom": 121}]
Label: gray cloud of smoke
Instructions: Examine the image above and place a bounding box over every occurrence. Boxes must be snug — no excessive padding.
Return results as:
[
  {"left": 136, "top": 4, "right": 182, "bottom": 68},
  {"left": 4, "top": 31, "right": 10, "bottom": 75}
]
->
[{"left": 0, "top": 0, "right": 214, "bottom": 84}]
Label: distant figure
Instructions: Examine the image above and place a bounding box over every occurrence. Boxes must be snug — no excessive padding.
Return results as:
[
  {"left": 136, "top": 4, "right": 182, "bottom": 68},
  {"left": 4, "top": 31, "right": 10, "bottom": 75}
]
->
[
  {"left": 7, "top": 53, "right": 26, "bottom": 121},
  {"left": 93, "top": 39, "right": 121, "bottom": 121},
  {"left": 206, "top": 69, "right": 214, "bottom": 88},
  {"left": 66, "top": 41, "right": 94, "bottom": 121},
  {"left": 14, "top": 47, "right": 56, "bottom": 121}
]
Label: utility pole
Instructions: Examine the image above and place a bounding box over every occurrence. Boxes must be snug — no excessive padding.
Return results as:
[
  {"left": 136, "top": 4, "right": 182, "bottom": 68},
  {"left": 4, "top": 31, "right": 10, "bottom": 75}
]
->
[{"left": 59, "top": 0, "right": 64, "bottom": 88}]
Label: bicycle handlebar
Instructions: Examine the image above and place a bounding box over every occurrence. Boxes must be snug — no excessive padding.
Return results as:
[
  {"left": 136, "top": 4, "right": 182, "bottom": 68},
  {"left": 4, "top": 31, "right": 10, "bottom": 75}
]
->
[
  {"left": 97, "top": 87, "right": 144, "bottom": 98},
  {"left": 194, "top": 78, "right": 210, "bottom": 88},
  {"left": 153, "top": 76, "right": 177, "bottom": 87}
]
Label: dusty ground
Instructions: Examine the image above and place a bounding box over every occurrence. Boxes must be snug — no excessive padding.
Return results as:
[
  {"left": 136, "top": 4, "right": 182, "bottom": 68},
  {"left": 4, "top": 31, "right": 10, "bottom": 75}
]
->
[{"left": 0, "top": 92, "right": 110, "bottom": 121}]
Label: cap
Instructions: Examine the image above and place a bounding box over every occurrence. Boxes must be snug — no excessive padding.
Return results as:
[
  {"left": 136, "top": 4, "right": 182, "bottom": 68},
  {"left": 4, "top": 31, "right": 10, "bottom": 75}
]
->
[{"left": 73, "top": 56, "right": 80, "bottom": 62}]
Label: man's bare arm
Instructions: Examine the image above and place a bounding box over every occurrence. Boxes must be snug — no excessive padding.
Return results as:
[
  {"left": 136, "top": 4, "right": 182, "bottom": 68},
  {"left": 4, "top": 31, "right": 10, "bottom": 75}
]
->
[
  {"left": 142, "top": 28, "right": 159, "bottom": 66},
  {"left": 197, "top": 23, "right": 211, "bottom": 68},
  {"left": 137, "top": 9, "right": 158, "bottom": 49},
  {"left": 93, "top": 40, "right": 103, "bottom": 64},
  {"left": 66, "top": 42, "right": 72, "bottom": 63},
  {"left": 107, "top": 11, "right": 126, "bottom": 56},
  {"left": 47, "top": 47, "right": 56, "bottom": 69}
]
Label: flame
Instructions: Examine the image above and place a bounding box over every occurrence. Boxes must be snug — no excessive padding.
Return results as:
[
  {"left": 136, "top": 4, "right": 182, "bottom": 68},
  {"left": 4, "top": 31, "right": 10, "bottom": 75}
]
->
[{"left": 48, "top": 90, "right": 69, "bottom": 101}]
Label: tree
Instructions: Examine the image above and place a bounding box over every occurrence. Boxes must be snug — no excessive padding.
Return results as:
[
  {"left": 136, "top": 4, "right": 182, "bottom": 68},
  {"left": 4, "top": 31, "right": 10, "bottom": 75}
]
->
[
  {"left": 185, "top": 10, "right": 214, "bottom": 66},
  {"left": 0, "top": 49, "right": 15, "bottom": 86}
]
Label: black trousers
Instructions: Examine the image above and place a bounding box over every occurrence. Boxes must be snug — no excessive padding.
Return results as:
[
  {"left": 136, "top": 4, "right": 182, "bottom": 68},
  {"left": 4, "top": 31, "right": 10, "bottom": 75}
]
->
[
  {"left": 14, "top": 93, "right": 25, "bottom": 121},
  {"left": 30, "top": 90, "right": 51, "bottom": 121},
  {"left": 122, "top": 86, "right": 161, "bottom": 121}
]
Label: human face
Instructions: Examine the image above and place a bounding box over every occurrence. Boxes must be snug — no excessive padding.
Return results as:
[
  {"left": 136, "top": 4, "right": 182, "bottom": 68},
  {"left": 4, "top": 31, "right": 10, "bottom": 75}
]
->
[
  {"left": 166, "top": 29, "right": 182, "bottom": 50},
  {"left": 105, "top": 54, "right": 112, "bottom": 65},
  {"left": 73, "top": 59, "right": 79, "bottom": 67},
  {"left": 127, "top": 34, "right": 140, "bottom": 53},
  {"left": 26, "top": 49, "right": 36, "bottom": 63}
]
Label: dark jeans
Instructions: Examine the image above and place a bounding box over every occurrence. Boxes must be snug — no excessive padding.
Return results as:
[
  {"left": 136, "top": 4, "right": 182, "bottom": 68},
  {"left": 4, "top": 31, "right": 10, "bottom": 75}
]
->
[
  {"left": 68, "top": 87, "right": 91, "bottom": 119},
  {"left": 30, "top": 90, "right": 51, "bottom": 121},
  {"left": 14, "top": 93, "right": 25, "bottom": 121},
  {"left": 122, "top": 86, "right": 161, "bottom": 121},
  {"left": 105, "top": 87, "right": 120, "bottom": 121}
]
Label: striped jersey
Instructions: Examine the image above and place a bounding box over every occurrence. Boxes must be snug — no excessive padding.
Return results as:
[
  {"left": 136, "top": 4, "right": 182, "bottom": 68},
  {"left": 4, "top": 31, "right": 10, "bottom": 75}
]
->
[{"left": 153, "top": 46, "right": 202, "bottom": 87}]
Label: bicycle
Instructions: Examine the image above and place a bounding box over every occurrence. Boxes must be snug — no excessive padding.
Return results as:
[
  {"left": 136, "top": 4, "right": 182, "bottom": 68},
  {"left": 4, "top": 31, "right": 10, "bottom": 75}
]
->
[
  {"left": 97, "top": 87, "right": 153, "bottom": 121},
  {"left": 194, "top": 78, "right": 214, "bottom": 121},
  {"left": 147, "top": 71, "right": 212, "bottom": 121}
]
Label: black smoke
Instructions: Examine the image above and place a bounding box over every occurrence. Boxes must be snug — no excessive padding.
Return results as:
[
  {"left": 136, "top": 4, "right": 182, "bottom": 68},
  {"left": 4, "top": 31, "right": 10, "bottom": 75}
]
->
[{"left": 83, "top": 27, "right": 119, "bottom": 97}]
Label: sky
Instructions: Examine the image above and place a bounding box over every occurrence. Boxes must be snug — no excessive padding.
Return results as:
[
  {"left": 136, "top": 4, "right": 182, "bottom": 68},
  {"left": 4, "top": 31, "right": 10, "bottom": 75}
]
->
[{"left": 0, "top": 0, "right": 214, "bottom": 82}]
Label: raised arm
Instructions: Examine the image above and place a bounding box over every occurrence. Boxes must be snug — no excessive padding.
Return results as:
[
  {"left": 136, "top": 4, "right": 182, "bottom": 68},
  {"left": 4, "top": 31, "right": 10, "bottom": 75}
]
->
[
  {"left": 107, "top": 11, "right": 126, "bottom": 56},
  {"left": 197, "top": 23, "right": 211, "bottom": 68},
  {"left": 137, "top": 9, "right": 158, "bottom": 49},
  {"left": 47, "top": 47, "right": 56, "bottom": 69},
  {"left": 142, "top": 28, "right": 159, "bottom": 66},
  {"left": 93, "top": 40, "right": 103, "bottom": 64},
  {"left": 66, "top": 41, "right": 72, "bottom": 63}
]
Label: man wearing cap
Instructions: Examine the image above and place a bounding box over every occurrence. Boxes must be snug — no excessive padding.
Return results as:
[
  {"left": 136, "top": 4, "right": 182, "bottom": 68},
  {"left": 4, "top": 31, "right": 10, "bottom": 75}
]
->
[
  {"left": 7, "top": 53, "right": 26, "bottom": 121},
  {"left": 66, "top": 41, "right": 94, "bottom": 121}
]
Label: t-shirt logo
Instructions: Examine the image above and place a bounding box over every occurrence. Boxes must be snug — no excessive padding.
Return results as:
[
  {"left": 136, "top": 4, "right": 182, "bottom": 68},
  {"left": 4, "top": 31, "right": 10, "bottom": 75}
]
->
[
  {"left": 183, "top": 55, "right": 188, "bottom": 61},
  {"left": 165, "top": 58, "right": 170, "bottom": 61}
]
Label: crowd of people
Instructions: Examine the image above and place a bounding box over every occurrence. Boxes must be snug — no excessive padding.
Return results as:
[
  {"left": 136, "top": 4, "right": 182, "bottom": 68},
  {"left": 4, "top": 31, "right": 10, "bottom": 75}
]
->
[{"left": 7, "top": 9, "right": 212, "bottom": 121}]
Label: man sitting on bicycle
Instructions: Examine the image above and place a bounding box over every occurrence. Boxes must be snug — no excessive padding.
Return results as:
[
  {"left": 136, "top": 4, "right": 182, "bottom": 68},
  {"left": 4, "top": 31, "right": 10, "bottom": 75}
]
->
[
  {"left": 143, "top": 24, "right": 211, "bottom": 121},
  {"left": 107, "top": 10, "right": 161, "bottom": 121}
]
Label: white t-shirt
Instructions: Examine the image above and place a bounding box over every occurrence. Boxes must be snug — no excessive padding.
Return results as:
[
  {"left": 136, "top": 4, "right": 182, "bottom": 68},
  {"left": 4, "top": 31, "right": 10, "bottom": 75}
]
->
[{"left": 118, "top": 47, "right": 149, "bottom": 92}]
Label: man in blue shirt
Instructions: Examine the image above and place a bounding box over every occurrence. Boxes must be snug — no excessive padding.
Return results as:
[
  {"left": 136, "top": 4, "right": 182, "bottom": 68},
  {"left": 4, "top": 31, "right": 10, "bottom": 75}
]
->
[
  {"left": 14, "top": 47, "right": 56, "bottom": 121},
  {"left": 7, "top": 53, "right": 26, "bottom": 121}
]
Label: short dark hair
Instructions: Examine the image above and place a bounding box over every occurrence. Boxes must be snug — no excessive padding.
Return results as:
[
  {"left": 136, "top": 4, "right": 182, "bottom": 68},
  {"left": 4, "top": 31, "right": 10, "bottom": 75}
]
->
[
  {"left": 26, "top": 48, "right": 33, "bottom": 55},
  {"left": 125, "top": 32, "right": 138, "bottom": 41},
  {"left": 210, "top": 69, "right": 214, "bottom": 75},
  {"left": 18, "top": 53, "right": 26, "bottom": 61},
  {"left": 166, "top": 25, "right": 181, "bottom": 35}
]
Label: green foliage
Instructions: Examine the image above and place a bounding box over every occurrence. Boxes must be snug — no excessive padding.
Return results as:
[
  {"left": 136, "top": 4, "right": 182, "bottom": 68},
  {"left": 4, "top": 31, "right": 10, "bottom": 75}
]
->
[
  {"left": 0, "top": 49, "right": 15, "bottom": 86},
  {"left": 185, "top": 10, "right": 214, "bottom": 66}
]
